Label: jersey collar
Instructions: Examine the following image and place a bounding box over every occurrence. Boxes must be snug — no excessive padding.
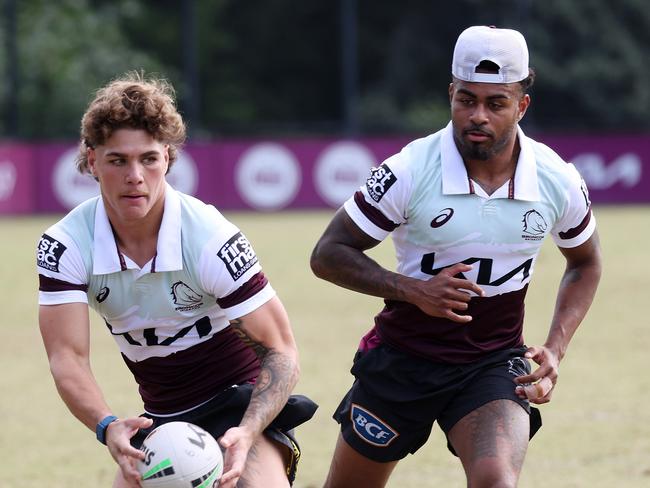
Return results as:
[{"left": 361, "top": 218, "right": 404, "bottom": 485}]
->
[
  {"left": 92, "top": 183, "right": 183, "bottom": 275},
  {"left": 440, "top": 122, "right": 540, "bottom": 201}
]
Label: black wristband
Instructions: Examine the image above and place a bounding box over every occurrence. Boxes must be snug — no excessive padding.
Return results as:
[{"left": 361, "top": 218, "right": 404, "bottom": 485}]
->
[{"left": 95, "top": 415, "right": 118, "bottom": 445}]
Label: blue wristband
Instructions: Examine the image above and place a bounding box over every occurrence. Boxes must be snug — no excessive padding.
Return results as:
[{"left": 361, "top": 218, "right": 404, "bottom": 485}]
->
[{"left": 96, "top": 415, "right": 118, "bottom": 445}]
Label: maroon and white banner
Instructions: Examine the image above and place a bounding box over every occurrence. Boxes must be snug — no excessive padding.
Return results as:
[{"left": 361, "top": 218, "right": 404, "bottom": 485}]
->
[{"left": 1, "top": 133, "right": 648, "bottom": 215}]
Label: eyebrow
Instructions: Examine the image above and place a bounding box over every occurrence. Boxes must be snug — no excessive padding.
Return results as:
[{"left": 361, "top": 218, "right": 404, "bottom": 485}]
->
[
  {"left": 456, "top": 88, "right": 511, "bottom": 100},
  {"left": 105, "top": 150, "right": 161, "bottom": 158}
]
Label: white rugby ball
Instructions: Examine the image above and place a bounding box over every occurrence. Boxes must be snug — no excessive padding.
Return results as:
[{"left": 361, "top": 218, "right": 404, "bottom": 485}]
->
[{"left": 137, "top": 421, "right": 223, "bottom": 488}]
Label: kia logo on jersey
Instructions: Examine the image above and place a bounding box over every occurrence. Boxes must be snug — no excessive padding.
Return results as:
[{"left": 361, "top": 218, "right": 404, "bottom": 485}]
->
[
  {"left": 350, "top": 404, "right": 399, "bottom": 446},
  {"left": 430, "top": 208, "right": 454, "bottom": 228}
]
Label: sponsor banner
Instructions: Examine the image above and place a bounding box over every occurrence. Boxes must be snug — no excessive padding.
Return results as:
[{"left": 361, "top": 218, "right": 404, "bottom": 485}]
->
[
  {"left": 1, "top": 133, "right": 648, "bottom": 215},
  {"left": 538, "top": 134, "right": 650, "bottom": 204},
  {"left": 0, "top": 144, "right": 35, "bottom": 214}
]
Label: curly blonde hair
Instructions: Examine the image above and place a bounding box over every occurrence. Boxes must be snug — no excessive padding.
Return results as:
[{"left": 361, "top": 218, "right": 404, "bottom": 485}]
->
[{"left": 76, "top": 72, "right": 186, "bottom": 174}]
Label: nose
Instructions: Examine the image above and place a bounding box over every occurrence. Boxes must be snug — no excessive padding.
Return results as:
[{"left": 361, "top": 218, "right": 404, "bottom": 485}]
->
[
  {"left": 469, "top": 103, "right": 489, "bottom": 126},
  {"left": 125, "top": 160, "right": 144, "bottom": 184}
]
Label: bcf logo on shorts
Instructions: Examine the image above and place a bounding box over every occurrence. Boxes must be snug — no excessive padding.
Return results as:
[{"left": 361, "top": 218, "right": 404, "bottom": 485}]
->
[{"left": 350, "top": 404, "right": 399, "bottom": 446}]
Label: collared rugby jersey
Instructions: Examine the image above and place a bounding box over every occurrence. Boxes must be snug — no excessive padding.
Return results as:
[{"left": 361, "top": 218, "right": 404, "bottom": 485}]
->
[
  {"left": 37, "top": 184, "right": 275, "bottom": 413},
  {"left": 345, "top": 123, "right": 595, "bottom": 363}
]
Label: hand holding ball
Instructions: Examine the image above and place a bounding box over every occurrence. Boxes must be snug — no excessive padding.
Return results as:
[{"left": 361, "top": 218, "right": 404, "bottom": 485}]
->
[{"left": 136, "top": 421, "right": 223, "bottom": 488}]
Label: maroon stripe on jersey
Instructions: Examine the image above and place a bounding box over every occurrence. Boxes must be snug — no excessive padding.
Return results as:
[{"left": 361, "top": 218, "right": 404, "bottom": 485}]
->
[
  {"left": 374, "top": 285, "right": 529, "bottom": 363},
  {"left": 468, "top": 178, "right": 475, "bottom": 194},
  {"left": 122, "top": 325, "right": 261, "bottom": 414},
  {"left": 508, "top": 176, "right": 515, "bottom": 199},
  {"left": 353, "top": 191, "right": 399, "bottom": 232},
  {"left": 217, "top": 272, "right": 268, "bottom": 309},
  {"left": 39, "top": 275, "right": 88, "bottom": 293},
  {"left": 558, "top": 208, "right": 592, "bottom": 240}
]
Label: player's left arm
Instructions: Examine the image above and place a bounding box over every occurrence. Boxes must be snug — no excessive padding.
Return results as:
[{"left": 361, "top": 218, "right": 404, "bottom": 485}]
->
[
  {"left": 218, "top": 295, "right": 299, "bottom": 487},
  {"left": 515, "top": 230, "right": 602, "bottom": 403}
]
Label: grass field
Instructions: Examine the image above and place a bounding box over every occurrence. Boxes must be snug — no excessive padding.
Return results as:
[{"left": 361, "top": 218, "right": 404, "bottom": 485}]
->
[{"left": 2, "top": 206, "right": 650, "bottom": 487}]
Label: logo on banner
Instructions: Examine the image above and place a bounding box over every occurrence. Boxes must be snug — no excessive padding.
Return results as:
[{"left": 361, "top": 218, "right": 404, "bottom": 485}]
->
[
  {"left": 314, "top": 142, "right": 375, "bottom": 207},
  {"left": 37, "top": 234, "right": 67, "bottom": 272},
  {"left": 235, "top": 143, "right": 301, "bottom": 210},
  {"left": 571, "top": 153, "right": 642, "bottom": 190},
  {"left": 0, "top": 161, "right": 17, "bottom": 202},
  {"left": 218, "top": 232, "right": 258, "bottom": 281},
  {"left": 350, "top": 404, "right": 399, "bottom": 446}
]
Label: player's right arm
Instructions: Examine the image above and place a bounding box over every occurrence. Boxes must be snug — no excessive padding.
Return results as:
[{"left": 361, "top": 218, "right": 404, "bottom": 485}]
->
[
  {"left": 39, "top": 303, "right": 151, "bottom": 485},
  {"left": 310, "top": 207, "right": 484, "bottom": 323}
]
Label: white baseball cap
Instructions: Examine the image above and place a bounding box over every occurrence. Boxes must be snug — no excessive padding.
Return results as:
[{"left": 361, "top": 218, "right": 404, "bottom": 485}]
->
[{"left": 452, "top": 26, "right": 529, "bottom": 83}]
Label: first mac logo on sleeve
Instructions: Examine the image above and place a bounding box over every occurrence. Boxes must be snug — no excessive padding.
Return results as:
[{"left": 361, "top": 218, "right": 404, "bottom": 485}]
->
[{"left": 37, "top": 234, "right": 67, "bottom": 272}]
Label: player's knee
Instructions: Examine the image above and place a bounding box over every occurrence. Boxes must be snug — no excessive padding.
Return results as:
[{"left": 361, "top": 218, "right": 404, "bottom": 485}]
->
[{"left": 467, "top": 469, "right": 519, "bottom": 488}]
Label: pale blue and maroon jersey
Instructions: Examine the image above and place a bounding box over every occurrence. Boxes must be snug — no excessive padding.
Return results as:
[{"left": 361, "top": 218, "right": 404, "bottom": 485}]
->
[
  {"left": 37, "top": 184, "right": 275, "bottom": 414},
  {"left": 344, "top": 122, "right": 595, "bottom": 363}
]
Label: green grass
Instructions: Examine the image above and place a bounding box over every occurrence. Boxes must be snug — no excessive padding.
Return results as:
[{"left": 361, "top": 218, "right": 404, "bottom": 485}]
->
[{"left": 2, "top": 206, "right": 650, "bottom": 487}]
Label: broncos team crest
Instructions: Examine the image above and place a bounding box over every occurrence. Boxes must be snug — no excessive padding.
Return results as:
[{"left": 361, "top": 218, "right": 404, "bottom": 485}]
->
[
  {"left": 171, "top": 281, "right": 204, "bottom": 311},
  {"left": 521, "top": 210, "right": 547, "bottom": 241}
]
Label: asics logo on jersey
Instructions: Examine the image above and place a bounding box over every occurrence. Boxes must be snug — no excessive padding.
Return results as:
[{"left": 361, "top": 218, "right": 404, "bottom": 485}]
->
[
  {"left": 366, "top": 164, "right": 396, "bottom": 202},
  {"left": 521, "top": 210, "right": 547, "bottom": 241},
  {"left": 37, "top": 234, "right": 67, "bottom": 272},
  {"left": 218, "top": 232, "right": 258, "bottom": 281},
  {"left": 430, "top": 208, "right": 454, "bottom": 228},
  {"left": 351, "top": 404, "right": 399, "bottom": 446},
  {"left": 96, "top": 287, "right": 110, "bottom": 303},
  {"left": 171, "top": 281, "right": 204, "bottom": 311}
]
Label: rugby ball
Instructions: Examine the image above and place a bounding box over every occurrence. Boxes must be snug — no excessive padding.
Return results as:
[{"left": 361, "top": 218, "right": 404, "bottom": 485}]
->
[{"left": 137, "top": 421, "right": 223, "bottom": 488}]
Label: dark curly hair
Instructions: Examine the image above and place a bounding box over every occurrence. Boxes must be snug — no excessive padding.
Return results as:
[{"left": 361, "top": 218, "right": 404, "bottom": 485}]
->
[{"left": 76, "top": 72, "right": 186, "bottom": 174}]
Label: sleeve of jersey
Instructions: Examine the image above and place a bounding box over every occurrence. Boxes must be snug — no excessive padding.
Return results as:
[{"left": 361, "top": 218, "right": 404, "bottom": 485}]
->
[
  {"left": 550, "top": 163, "right": 597, "bottom": 248},
  {"left": 36, "top": 228, "right": 89, "bottom": 305},
  {"left": 342, "top": 153, "right": 411, "bottom": 241},
  {"left": 199, "top": 221, "right": 276, "bottom": 320}
]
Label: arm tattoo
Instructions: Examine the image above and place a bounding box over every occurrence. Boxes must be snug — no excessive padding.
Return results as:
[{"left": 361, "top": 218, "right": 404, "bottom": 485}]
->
[
  {"left": 229, "top": 318, "right": 298, "bottom": 433},
  {"left": 229, "top": 318, "right": 270, "bottom": 359}
]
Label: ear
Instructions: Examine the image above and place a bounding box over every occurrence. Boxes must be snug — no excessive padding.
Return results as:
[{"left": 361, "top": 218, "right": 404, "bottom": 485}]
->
[
  {"left": 517, "top": 94, "right": 531, "bottom": 121},
  {"left": 164, "top": 145, "right": 170, "bottom": 173},
  {"left": 87, "top": 147, "right": 97, "bottom": 177},
  {"left": 448, "top": 82, "right": 455, "bottom": 104}
]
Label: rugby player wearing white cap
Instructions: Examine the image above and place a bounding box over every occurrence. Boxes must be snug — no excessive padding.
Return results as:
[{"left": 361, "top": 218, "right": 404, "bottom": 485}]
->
[
  {"left": 311, "top": 26, "right": 602, "bottom": 487},
  {"left": 37, "top": 73, "right": 316, "bottom": 488}
]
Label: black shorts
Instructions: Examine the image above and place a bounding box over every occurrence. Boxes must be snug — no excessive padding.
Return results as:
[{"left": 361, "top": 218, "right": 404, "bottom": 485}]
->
[
  {"left": 131, "top": 383, "right": 318, "bottom": 485},
  {"left": 333, "top": 344, "right": 542, "bottom": 462}
]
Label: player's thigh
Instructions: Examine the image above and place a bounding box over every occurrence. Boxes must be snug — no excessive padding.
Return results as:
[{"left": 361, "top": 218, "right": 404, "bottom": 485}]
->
[
  {"left": 448, "top": 399, "right": 529, "bottom": 486},
  {"left": 324, "top": 433, "right": 398, "bottom": 488},
  {"left": 238, "top": 433, "right": 290, "bottom": 488}
]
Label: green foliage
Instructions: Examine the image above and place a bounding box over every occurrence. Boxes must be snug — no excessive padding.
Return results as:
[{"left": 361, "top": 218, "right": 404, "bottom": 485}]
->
[
  {"left": 0, "top": 0, "right": 648, "bottom": 138},
  {"left": 14, "top": 0, "right": 165, "bottom": 138},
  {"left": 528, "top": 0, "right": 650, "bottom": 130}
]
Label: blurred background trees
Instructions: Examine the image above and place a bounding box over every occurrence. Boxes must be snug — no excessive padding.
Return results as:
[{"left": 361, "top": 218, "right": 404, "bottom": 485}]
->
[{"left": 1, "top": 0, "right": 648, "bottom": 140}]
